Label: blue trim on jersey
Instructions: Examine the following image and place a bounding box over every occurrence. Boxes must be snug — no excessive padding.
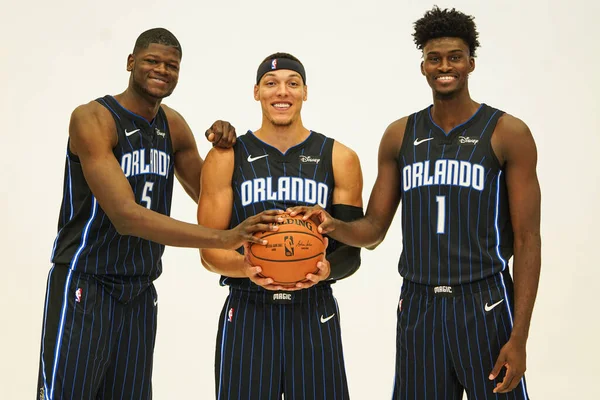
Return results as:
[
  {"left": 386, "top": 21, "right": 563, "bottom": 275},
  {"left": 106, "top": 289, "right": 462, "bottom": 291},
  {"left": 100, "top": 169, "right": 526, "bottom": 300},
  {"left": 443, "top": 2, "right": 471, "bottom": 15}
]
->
[
  {"left": 427, "top": 103, "right": 485, "bottom": 136},
  {"left": 493, "top": 171, "right": 528, "bottom": 396},
  {"left": 40, "top": 266, "right": 55, "bottom": 399},
  {"left": 217, "top": 295, "right": 231, "bottom": 400},
  {"left": 108, "top": 95, "right": 155, "bottom": 125},
  {"left": 48, "top": 267, "right": 74, "bottom": 400},
  {"left": 248, "top": 130, "right": 314, "bottom": 156},
  {"left": 50, "top": 155, "right": 76, "bottom": 262},
  {"left": 69, "top": 197, "right": 99, "bottom": 271},
  {"left": 97, "top": 98, "right": 121, "bottom": 121}
]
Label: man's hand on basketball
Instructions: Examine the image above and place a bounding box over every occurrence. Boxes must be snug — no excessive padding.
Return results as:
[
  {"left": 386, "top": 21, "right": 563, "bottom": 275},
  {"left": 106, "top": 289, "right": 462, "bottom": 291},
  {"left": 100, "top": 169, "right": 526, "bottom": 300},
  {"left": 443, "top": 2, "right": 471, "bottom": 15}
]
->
[
  {"left": 489, "top": 338, "right": 527, "bottom": 393},
  {"left": 291, "top": 238, "right": 331, "bottom": 290},
  {"left": 242, "top": 242, "right": 286, "bottom": 291},
  {"left": 223, "top": 210, "right": 284, "bottom": 249},
  {"left": 287, "top": 206, "right": 336, "bottom": 234},
  {"left": 205, "top": 120, "right": 237, "bottom": 148}
]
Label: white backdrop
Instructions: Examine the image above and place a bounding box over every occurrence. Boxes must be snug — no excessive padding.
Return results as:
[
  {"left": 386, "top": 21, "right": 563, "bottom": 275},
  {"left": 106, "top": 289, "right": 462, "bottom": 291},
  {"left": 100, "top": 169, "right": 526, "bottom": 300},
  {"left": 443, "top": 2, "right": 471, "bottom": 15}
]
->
[{"left": 2, "top": 0, "right": 599, "bottom": 398}]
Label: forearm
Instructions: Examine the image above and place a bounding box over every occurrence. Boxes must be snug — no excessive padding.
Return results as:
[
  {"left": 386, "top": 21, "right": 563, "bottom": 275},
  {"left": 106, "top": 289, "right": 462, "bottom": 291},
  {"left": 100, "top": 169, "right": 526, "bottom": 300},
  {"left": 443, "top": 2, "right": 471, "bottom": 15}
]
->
[
  {"left": 330, "top": 215, "right": 386, "bottom": 249},
  {"left": 115, "top": 204, "right": 225, "bottom": 249},
  {"left": 510, "top": 233, "right": 541, "bottom": 341},
  {"left": 200, "top": 249, "right": 247, "bottom": 278},
  {"left": 327, "top": 244, "right": 361, "bottom": 280}
]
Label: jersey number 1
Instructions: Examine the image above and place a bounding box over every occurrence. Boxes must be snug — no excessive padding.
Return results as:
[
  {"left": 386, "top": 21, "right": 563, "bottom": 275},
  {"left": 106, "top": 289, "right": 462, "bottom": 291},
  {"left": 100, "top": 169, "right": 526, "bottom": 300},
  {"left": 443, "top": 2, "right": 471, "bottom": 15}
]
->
[
  {"left": 142, "top": 182, "right": 154, "bottom": 209},
  {"left": 436, "top": 196, "right": 446, "bottom": 234}
]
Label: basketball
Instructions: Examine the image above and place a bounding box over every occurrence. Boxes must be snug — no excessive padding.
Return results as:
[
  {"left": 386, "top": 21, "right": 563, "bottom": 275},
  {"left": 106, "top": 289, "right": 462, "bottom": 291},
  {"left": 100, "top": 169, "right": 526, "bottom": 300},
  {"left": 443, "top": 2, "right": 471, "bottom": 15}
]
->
[{"left": 248, "top": 214, "right": 325, "bottom": 287}]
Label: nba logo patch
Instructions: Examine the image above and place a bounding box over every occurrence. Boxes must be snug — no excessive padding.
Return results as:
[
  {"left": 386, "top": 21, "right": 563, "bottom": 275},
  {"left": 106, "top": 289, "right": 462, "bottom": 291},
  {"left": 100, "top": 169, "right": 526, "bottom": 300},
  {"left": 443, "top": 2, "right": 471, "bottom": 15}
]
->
[
  {"left": 228, "top": 307, "right": 234, "bottom": 322},
  {"left": 398, "top": 298, "right": 403, "bottom": 312},
  {"left": 271, "top": 59, "right": 277, "bottom": 69},
  {"left": 75, "top": 288, "right": 82, "bottom": 303}
]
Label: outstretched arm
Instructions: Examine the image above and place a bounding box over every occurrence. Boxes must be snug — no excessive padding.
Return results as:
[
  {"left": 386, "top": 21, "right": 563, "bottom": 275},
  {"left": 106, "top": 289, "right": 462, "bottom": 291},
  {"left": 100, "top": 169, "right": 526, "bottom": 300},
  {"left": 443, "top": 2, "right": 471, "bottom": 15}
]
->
[
  {"left": 489, "top": 115, "right": 541, "bottom": 393},
  {"left": 70, "top": 102, "right": 274, "bottom": 250},
  {"left": 290, "top": 117, "right": 407, "bottom": 249}
]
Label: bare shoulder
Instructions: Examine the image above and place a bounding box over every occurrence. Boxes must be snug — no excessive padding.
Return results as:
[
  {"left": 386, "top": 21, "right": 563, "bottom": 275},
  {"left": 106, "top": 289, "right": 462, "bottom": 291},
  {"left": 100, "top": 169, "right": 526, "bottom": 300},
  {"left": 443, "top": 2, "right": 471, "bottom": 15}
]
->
[
  {"left": 69, "top": 100, "right": 116, "bottom": 153},
  {"left": 161, "top": 104, "right": 189, "bottom": 133},
  {"left": 161, "top": 103, "right": 195, "bottom": 151},
  {"left": 332, "top": 140, "right": 360, "bottom": 168},
  {"left": 495, "top": 113, "right": 533, "bottom": 139},
  {"left": 380, "top": 116, "right": 410, "bottom": 155},
  {"left": 71, "top": 100, "right": 113, "bottom": 129},
  {"left": 205, "top": 146, "right": 234, "bottom": 165},
  {"left": 493, "top": 113, "right": 537, "bottom": 164}
]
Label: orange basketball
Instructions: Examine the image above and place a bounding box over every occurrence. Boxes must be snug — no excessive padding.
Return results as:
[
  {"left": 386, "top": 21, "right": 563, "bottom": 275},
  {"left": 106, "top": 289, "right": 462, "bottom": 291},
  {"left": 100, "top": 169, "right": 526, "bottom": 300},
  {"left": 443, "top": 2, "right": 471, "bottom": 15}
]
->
[{"left": 248, "top": 214, "right": 325, "bottom": 287}]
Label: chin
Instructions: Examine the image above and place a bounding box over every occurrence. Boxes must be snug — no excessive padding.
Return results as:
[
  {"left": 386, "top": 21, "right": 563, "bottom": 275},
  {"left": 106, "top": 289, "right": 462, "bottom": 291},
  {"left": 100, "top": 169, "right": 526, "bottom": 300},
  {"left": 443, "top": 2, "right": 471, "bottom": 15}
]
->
[
  {"left": 269, "top": 117, "right": 294, "bottom": 127},
  {"left": 433, "top": 88, "right": 461, "bottom": 99},
  {"left": 145, "top": 87, "right": 174, "bottom": 99}
]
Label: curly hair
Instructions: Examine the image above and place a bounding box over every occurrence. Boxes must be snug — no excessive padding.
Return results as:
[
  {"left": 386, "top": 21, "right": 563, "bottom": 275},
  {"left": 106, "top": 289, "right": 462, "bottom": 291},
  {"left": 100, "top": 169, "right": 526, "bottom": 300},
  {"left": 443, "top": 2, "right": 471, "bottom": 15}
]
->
[{"left": 413, "top": 6, "right": 480, "bottom": 57}]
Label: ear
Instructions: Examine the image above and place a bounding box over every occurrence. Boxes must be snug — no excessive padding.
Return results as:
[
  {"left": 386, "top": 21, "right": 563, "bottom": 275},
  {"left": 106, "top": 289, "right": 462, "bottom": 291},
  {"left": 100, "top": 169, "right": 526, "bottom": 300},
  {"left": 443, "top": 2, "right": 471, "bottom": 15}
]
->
[
  {"left": 254, "top": 84, "right": 259, "bottom": 101},
  {"left": 303, "top": 85, "right": 308, "bottom": 101},
  {"left": 420, "top": 61, "right": 425, "bottom": 76},
  {"left": 126, "top": 54, "right": 134, "bottom": 72},
  {"left": 469, "top": 57, "right": 475, "bottom": 73}
]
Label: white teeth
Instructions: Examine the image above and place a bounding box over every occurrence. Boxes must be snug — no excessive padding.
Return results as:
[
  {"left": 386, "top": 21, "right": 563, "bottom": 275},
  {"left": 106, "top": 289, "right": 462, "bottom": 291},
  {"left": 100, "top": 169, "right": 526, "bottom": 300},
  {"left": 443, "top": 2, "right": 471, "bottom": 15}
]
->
[
  {"left": 437, "top": 76, "right": 455, "bottom": 81},
  {"left": 273, "top": 103, "right": 290, "bottom": 108}
]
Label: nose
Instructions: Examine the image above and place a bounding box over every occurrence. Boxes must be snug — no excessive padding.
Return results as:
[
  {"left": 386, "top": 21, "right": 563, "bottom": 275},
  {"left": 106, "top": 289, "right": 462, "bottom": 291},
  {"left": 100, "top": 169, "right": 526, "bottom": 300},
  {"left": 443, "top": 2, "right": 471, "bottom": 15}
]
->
[
  {"left": 438, "top": 58, "right": 451, "bottom": 72},
  {"left": 275, "top": 82, "right": 288, "bottom": 96},
  {"left": 153, "top": 62, "right": 168, "bottom": 75}
]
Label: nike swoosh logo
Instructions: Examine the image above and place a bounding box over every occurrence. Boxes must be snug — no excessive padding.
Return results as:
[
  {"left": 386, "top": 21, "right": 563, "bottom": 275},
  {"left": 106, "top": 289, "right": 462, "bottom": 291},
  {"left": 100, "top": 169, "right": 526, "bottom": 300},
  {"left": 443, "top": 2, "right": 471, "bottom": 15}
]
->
[
  {"left": 154, "top": 299, "right": 158, "bottom": 307},
  {"left": 247, "top": 154, "right": 269, "bottom": 162},
  {"left": 320, "top": 314, "right": 335, "bottom": 323},
  {"left": 414, "top": 137, "right": 434, "bottom": 146},
  {"left": 484, "top": 299, "right": 504, "bottom": 312},
  {"left": 125, "top": 129, "right": 141, "bottom": 137}
]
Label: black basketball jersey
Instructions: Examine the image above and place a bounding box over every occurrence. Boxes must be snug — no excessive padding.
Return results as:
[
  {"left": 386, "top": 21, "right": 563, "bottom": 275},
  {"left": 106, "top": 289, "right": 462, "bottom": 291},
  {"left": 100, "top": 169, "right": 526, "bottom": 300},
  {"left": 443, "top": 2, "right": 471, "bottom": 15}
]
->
[
  {"left": 222, "top": 130, "right": 335, "bottom": 288},
  {"left": 50, "top": 95, "right": 175, "bottom": 302},
  {"left": 397, "top": 104, "right": 513, "bottom": 286}
]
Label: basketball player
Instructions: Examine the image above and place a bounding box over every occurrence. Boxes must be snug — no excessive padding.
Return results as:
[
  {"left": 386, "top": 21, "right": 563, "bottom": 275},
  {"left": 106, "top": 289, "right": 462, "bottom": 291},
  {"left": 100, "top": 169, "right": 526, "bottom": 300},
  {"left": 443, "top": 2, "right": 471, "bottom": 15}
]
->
[
  {"left": 37, "top": 28, "right": 281, "bottom": 400},
  {"left": 197, "top": 53, "right": 364, "bottom": 399},
  {"left": 289, "top": 7, "right": 541, "bottom": 399}
]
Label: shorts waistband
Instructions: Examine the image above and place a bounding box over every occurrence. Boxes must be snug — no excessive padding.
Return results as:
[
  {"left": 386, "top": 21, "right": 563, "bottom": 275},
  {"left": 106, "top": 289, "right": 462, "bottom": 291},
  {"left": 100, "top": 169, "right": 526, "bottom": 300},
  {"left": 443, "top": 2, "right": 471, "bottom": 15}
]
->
[
  {"left": 402, "top": 270, "right": 511, "bottom": 297},
  {"left": 229, "top": 284, "right": 332, "bottom": 304}
]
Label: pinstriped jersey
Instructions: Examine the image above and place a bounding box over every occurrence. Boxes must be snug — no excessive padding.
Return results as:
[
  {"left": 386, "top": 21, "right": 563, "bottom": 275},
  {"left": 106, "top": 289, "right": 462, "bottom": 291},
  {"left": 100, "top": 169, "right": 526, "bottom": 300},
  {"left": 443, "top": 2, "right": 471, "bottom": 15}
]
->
[
  {"left": 222, "top": 131, "right": 335, "bottom": 289},
  {"left": 50, "top": 95, "right": 175, "bottom": 302},
  {"left": 398, "top": 104, "right": 513, "bottom": 285}
]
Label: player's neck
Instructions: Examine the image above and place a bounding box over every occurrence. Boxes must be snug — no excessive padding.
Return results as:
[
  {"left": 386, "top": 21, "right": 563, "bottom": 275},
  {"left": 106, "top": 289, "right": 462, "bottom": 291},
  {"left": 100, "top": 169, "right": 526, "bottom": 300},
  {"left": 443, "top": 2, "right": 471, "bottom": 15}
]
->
[
  {"left": 254, "top": 119, "right": 311, "bottom": 154},
  {"left": 430, "top": 90, "right": 480, "bottom": 133},
  {"left": 115, "top": 88, "right": 162, "bottom": 122}
]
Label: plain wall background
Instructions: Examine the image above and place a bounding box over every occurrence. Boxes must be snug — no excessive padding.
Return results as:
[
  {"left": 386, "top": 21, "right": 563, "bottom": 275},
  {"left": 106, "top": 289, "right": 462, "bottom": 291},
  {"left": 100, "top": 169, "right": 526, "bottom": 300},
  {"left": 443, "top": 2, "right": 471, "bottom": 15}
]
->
[{"left": 1, "top": 0, "right": 599, "bottom": 398}]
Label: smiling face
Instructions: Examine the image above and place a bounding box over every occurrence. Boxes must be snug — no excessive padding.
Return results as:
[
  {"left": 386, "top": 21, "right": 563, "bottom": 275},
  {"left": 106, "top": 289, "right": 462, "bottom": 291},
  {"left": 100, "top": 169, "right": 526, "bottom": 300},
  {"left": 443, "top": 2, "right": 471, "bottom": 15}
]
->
[
  {"left": 254, "top": 69, "right": 307, "bottom": 127},
  {"left": 127, "top": 43, "right": 181, "bottom": 99},
  {"left": 421, "top": 37, "right": 475, "bottom": 99}
]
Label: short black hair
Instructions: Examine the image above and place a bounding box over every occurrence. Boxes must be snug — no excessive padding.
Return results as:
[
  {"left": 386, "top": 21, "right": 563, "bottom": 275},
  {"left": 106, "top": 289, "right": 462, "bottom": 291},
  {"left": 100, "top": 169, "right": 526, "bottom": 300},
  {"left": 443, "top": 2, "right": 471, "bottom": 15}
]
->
[
  {"left": 261, "top": 52, "right": 303, "bottom": 66},
  {"left": 133, "top": 28, "right": 182, "bottom": 57},
  {"left": 413, "top": 6, "right": 480, "bottom": 57}
]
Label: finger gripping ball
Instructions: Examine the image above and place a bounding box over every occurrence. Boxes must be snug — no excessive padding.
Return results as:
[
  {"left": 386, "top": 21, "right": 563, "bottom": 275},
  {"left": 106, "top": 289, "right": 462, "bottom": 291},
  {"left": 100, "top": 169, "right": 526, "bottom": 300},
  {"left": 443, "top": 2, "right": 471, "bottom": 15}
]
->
[{"left": 248, "top": 214, "right": 325, "bottom": 286}]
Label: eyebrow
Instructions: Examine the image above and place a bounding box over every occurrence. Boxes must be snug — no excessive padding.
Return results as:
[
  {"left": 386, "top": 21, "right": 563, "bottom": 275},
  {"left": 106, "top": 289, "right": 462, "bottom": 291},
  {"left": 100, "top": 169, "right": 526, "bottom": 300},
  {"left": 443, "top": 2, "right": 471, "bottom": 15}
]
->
[
  {"left": 143, "top": 53, "right": 181, "bottom": 63},
  {"left": 426, "top": 49, "right": 465, "bottom": 56},
  {"left": 263, "top": 72, "right": 301, "bottom": 79}
]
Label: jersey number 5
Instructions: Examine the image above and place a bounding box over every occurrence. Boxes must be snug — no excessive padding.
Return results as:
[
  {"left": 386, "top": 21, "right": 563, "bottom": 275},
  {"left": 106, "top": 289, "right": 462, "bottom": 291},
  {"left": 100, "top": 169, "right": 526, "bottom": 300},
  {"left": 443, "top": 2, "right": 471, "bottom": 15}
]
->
[
  {"left": 142, "top": 182, "right": 154, "bottom": 209},
  {"left": 436, "top": 196, "right": 446, "bottom": 234}
]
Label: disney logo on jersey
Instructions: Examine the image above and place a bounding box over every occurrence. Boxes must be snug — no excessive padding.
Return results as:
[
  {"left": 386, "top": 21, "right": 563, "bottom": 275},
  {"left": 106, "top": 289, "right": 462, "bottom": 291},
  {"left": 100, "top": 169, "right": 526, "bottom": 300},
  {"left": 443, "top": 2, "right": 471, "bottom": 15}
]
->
[
  {"left": 240, "top": 177, "right": 330, "bottom": 208},
  {"left": 155, "top": 128, "right": 166, "bottom": 138},
  {"left": 458, "top": 136, "right": 479, "bottom": 145},
  {"left": 299, "top": 155, "right": 320, "bottom": 164}
]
